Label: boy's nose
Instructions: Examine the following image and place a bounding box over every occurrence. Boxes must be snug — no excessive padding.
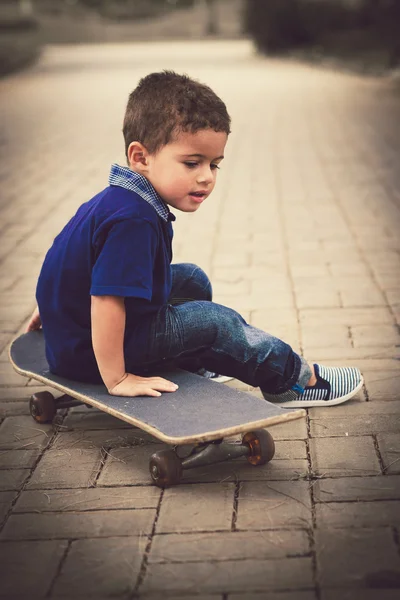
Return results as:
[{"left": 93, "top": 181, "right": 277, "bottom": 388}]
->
[{"left": 196, "top": 168, "right": 213, "bottom": 185}]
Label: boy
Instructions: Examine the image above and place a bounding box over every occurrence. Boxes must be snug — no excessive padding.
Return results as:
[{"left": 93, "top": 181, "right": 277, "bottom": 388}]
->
[{"left": 27, "top": 71, "right": 363, "bottom": 407}]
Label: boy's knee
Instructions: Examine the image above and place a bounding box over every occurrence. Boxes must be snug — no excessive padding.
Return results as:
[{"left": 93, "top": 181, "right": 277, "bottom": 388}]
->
[{"left": 181, "top": 263, "right": 212, "bottom": 301}]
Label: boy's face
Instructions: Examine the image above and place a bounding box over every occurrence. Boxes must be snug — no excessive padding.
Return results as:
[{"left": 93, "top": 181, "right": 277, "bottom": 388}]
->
[{"left": 131, "top": 129, "right": 227, "bottom": 212}]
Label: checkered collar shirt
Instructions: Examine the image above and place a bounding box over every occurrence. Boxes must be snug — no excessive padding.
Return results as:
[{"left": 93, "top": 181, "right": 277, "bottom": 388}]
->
[{"left": 109, "top": 163, "right": 175, "bottom": 222}]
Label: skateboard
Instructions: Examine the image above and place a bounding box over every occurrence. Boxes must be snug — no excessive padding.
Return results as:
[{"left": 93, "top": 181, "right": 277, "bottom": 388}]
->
[{"left": 9, "top": 331, "right": 305, "bottom": 487}]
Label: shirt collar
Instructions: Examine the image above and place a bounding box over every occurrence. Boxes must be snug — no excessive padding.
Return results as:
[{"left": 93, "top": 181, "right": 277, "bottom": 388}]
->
[{"left": 109, "top": 163, "right": 175, "bottom": 222}]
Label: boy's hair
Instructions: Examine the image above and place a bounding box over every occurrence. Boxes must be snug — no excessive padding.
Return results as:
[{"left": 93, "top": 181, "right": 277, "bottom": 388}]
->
[{"left": 123, "top": 71, "right": 231, "bottom": 157}]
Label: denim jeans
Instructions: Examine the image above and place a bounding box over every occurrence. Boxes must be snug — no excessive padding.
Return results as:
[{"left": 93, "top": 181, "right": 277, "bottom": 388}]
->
[{"left": 128, "top": 263, "right": 312, "bottom": 395}]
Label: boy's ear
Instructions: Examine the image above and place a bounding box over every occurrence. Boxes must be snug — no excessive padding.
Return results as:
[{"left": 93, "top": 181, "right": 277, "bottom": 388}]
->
[{"left": 127, "top": 142, "right": 149, "bottom": 173}]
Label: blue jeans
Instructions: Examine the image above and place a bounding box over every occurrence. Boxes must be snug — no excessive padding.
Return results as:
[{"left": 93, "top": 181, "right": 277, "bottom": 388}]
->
[{"left": 127, "top": 263, "right": 311, "bottom": 395}]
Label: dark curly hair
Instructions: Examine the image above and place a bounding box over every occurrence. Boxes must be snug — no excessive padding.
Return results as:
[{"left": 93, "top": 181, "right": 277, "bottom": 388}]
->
[{"left": 123, "top": 71, "right": 231, "bottom": 158}]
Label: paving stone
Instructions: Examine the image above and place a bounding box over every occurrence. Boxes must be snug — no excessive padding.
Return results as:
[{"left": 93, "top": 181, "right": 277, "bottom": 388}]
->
[
  {"left": 0, "top": 448, "right": 39, "bottom": 469},
  {"left": 144, "top": 596, "right": 221, "bottom": 600},
  {"left": 0, "top": 469, "right": 30, "bottom": 491},
  {"left": 0, "top": 401, "right": 30, "bottom": 417},
  {"left": 251, "top": 309, "right": 298, "bottom": 330},
  {"left": 274, "top": 440, "right": 308, "bottom": 460},
  {"left": 213, "top": 280, "right": 250, "bottom": 296},
  {"left": 236, "top": 481, "right": 312, "bottom": 530},
  {"left": 301, "top": 325, "right": 351, "bottom": 350},
  {"left": 315, "top": 528, "right": 400, "bottom": 587},
  {"left": 299, "top": 307, "right": 393, "bottom": 327},
  {"left": 316, "top": 500, "right": 400, "bottom": 528},
  {"left": 183, "top": 457, "right": 309, "bottom": 484},
  {"left": 97, "top": 444, "right": 166, "bottom": 486},
  {"left": 378, "top": 433, "right": 400, "bottom": 474},
  {"left": 0, "top": 508, "right": 156, "bottom": 540},
  {"left": 213, "top": 265, "right": 275, "bottom": 283},
  {"left": 0, "top": 334, "right": 12, "bottom": 353},
  {"left": 53, "top": 427, "right": 157, "bottom": 450},
  {"left": 14, "top": 486, "right": 160, "bottom": 512},
  {"left": 309, "top": 437, "right": 381, "bottom": 477},
  {"left": 142, "top": 557, "right": 314, "bottom": 594},
  {"left": 269, "top": 418, "right": 308, "bottom": 441},
  {"left": 324, "top": 358, "right": 400, "bottom": 372},
  {"left": 363, "top": 370, "right": 400, "bottom": 401},
  {"left": 0, "top": 540, "right": 68, "bottom": 598},
  {"left": 304, "top": 346, "right": 399, "bottom": 361},
  {"left": 295, "top": 287, "right": 341, "bottom": 310},
  {"left": 309, "top": 402, "right": 400, "bottom": 437},
  {"left": 309, "top": 401, "right": 400, "bottom": 419},
  {"left": 0, "top": 416, "right": 53, "bottom": 450},
  {"left": 149, "top": 529, "right": 310, "bottom": 563},
  {"left": 351, "top": 324, "right": 400, "bottom": 347},
  {"left": 228, "top": 593, "right": 317, "bottom": 600},
  {"left": 0, "top": 491, "right": 16, "bottom": 522},
  {"left": 26, "top": 448, "right": 102, "bottom": 489},
  {"left": 157, "top": 483, "right": 234, "bottom": 533},
  {"left": 337, "top": 278, "right": 386, "bottom": 307},
  {"left": 314, "top": 475, "right": 400, "bottom": 503},
  {"left": 51, "top": 537, "right": 142, "bottom": 597},
  {"left": 0, "top": 363, "right": 29, "bottom": 386},
  {"left": 321, "top": 590, "right": 400, "bottom": 600},
  {"left": 0, "top": 387, "right": 36, "bottom": 401}
]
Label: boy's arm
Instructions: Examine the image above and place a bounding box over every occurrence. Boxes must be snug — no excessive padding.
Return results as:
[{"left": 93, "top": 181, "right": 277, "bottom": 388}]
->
[{"left": 91, "top": 296, "right": 178, "bottom": 397}]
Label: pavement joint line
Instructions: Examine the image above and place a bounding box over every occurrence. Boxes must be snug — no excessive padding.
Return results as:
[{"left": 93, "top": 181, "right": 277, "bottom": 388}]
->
[
  {"left": 305, "top": 410, "right": 320, "bottom": 598},
  {"left": 133, "top": 488, "right": 165, "bottom": 597},
  {"left": 93, "top": 445, "right": 117, "bottom": 487},
  {"left": 133, "top": 555, "right": 314, "bottom": 566},
  {"left": 231, "top": 481, "right": 240, "bottom": 532},
  {"left": 45, "top": 539, "right": 72, "bottom": 599},
  {"left": 347, "top": 325, "right": 355, "bottom": 348},
  {"left": 10, "top": 506, "right": 166, "bottom": 515},
  {"left": 0, "top": 526, "right": 314, "bottom": 539},
  {"left": 0, "top": 419, "right": 59, "bottom": 534},
  {"left": 372, "top": 433, "right": 386, "bottom": 475},
  {"left": 392, "top": 526, "right": 400, "bottom": 557},
  {"left": 362, "top": 380, "right": 370, "bottom": 401}
]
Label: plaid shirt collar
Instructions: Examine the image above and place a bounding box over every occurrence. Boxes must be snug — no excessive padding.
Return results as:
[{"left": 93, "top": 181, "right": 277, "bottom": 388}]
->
[{"left": 109, "top": 163, "right": 175, "bottom": 222}]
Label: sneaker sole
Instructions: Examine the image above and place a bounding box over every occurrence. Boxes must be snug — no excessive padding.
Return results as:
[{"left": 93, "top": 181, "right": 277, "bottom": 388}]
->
[
  {"left": 273, "top": 378, "right": 364, "bottom": 408},
  {"left": 209, "top": 375, "right": 234, "bottom": 384}
]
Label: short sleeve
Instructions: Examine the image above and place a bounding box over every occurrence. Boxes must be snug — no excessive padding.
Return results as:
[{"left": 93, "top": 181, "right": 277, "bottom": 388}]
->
[{"left": 90, "top": 218, "right": 157, "bottom": 299}]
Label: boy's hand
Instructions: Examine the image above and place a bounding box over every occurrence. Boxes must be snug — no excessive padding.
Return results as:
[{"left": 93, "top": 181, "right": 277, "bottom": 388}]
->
[
  {"left": 108, "top": 373, "right": 178, "bottom": 398},
  {"left": 26, "top": 307, "right": 42, "bottom": 332}
]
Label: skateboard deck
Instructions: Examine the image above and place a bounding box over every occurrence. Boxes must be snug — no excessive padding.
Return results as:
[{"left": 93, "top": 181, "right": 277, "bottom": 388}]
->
[{"left": 9, "top": 331, "right": 305, "bottom": 446}]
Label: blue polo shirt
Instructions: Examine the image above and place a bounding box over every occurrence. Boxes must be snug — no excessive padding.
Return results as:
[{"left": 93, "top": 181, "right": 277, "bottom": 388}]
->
[{"left": 36, "top": 165, "right": 174, "bottom": 383}]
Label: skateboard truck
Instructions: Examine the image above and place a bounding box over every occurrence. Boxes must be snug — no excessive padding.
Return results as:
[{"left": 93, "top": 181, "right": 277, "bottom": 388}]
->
[
  {"left": 29, "top": 392, "right": 92, "bottom": 423},
  {"left": 149, "top": 430, "right": 275, "bottom": 487}
]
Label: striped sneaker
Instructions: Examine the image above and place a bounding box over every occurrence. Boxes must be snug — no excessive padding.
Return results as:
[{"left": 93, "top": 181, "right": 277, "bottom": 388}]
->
[{"left": 268, "top": 364, "right": 363, "bottom": 408}]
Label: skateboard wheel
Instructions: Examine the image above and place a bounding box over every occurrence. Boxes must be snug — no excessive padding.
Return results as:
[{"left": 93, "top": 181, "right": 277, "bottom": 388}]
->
[
  {"left": 242, "top": 429, "right": 275, "bottom": 466},
  {"left": 29, "top": 392, "right": 56, "bottom": 423},
  {"left": 149, "top": 450, "right": 182, "bottom": 487}
]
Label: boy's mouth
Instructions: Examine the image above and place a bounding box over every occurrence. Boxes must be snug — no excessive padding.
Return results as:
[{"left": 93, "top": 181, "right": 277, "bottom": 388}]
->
[{"left": 189, "top": 191, "right": 207, "bottom": 202}]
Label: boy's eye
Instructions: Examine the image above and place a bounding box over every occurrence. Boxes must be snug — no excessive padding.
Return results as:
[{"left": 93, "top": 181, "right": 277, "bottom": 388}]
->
[
  {"left": 211, "top": 164, "right": 220, "bottom": 171},
  {"left": 184, "top": 161, "right": 198, "bottom": 168}
]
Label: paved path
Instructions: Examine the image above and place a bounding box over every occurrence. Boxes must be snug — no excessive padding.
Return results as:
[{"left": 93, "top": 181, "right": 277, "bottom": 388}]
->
[{"left": 0, "top": 41, "right": 400, "bottom": 599}]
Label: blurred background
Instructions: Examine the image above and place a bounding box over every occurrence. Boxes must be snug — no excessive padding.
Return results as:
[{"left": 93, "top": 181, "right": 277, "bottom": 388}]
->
[{"left": 1, "top": 0, "right": 399, "bottom": 77}]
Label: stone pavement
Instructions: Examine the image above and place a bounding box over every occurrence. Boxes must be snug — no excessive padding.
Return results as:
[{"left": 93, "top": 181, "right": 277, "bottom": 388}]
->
[{"left": 0, "top": 40, "right": 400, "bottom": 599}]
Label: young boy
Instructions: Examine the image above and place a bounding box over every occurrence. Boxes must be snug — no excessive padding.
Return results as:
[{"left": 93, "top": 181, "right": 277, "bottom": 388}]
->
[{"left": 27, "top": 71, "right": 363, "bottom": 407}]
